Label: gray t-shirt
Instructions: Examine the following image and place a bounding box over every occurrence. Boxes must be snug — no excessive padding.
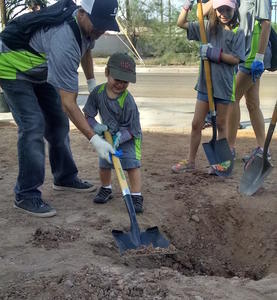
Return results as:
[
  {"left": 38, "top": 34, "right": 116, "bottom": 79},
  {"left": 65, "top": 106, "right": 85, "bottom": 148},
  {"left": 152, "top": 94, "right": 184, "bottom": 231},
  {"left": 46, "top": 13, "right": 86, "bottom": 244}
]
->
[
  {"left": 239, "top": 0, "right": 272, "bottom": 58},
  {"left": 187, "top": 21, "right": 245, "bottom": 100},
  {"left": 0, "top": 11, "right": 95, "bottom": 92},
  {"left": 83, "top": 84, "right": 141, "bottom": 138}
]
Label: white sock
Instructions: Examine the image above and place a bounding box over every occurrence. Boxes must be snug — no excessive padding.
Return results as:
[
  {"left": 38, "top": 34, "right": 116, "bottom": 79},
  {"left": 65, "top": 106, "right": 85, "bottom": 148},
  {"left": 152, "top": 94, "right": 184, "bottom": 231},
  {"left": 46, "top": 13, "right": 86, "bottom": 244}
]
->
[
  {"left": 131, "top": 192, "right": 141, "bottom": 196},
  {"left": 103, "top": 185, "right": 112, "bottom": 189}
]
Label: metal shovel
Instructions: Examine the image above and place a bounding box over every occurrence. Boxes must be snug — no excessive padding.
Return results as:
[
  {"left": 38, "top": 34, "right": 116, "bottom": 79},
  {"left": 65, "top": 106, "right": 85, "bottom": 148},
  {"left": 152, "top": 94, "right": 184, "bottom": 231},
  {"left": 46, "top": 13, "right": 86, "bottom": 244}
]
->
[
  {"left": 104, "top": 131, "right": 170, "bottom": 255},
  {"left": 197, "top": 0, "right": 234, "bottom": 176},
  {"left": 239, "top": 101, "right": 277, "bottom": 196}
]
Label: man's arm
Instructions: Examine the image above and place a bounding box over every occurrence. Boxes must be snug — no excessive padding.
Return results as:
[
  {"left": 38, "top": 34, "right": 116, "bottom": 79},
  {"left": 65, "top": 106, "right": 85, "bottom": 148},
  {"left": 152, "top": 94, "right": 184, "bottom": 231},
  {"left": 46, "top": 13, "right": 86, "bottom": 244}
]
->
[
  {"left": 59, "top": 89, "right": 94, "bottom": 139},
  {"left": 81, "top": 49, "right": 97, "bottom": 93},
  {"left": 59, "top": 89, "right": 114, "bottom": 162},
  {"left": 81, "top": 49, "right": 94, "bottom": 80}
]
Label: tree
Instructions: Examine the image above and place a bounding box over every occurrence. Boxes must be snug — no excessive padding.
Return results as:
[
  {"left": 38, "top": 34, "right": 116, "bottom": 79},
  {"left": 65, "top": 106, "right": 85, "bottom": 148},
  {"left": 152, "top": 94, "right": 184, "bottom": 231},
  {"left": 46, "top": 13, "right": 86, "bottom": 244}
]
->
[
  {"left": 116, "top": 0, "right": 199, "bottom": 63},
  {"left": 0, "top": 0, "right": 7, "bottom": 28},
  {"left": 1, "top": 0, "right": 47, "bottom": 29}
]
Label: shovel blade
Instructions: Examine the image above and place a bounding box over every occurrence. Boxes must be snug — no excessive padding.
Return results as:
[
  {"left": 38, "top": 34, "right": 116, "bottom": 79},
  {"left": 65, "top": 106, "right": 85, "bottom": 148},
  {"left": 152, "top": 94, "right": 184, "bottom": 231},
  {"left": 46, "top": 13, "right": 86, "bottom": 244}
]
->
[
  {"left": 239, "top": 155, "right": 273, "bottom": 196},
  {"left": 112, "top": 226, "right": 170, "bottom": 255},
  {"left": 203, "top": 138, "right": 234, "bottom": 176},
  {"left": 203, "top": 138, "right": 232, "bottom": 165}
]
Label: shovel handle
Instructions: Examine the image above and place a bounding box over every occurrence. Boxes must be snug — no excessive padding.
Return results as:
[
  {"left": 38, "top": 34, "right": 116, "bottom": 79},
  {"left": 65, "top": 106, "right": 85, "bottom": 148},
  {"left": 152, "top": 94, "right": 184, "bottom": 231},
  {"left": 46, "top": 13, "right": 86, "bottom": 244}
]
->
[
  {"left": 197, "top": 0, "right": 215, "bottom": 113},
  {"left": 263, "top": 101, "right": 277, "bottom": 156},
  {"left": 104, "top": 131, "right": 142, "bottom": 247},
  {"left": 271, "top": 101, "right": 277, "bottom": 125},
  {"left": 104, "top": 131, "right": 129, "bottom": 194}
]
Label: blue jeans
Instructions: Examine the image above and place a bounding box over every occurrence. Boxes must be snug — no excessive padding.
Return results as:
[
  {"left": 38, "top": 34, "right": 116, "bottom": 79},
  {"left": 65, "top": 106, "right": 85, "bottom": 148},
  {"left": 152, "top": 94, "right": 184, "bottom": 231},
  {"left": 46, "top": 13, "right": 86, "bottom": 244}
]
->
[{"left": 0, "top": 79, "right": 78, "bottom": 200}]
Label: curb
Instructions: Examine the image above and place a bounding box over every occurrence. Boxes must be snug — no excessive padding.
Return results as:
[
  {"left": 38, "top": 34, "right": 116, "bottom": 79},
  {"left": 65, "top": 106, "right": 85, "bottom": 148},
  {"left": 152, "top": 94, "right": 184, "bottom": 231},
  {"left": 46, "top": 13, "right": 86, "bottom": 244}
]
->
[
  {"left": 79, "top": 66, "right": 200, "bottom": 74},
  {"left": 79, "top": 66, "right": 277, "bottom": 75}
]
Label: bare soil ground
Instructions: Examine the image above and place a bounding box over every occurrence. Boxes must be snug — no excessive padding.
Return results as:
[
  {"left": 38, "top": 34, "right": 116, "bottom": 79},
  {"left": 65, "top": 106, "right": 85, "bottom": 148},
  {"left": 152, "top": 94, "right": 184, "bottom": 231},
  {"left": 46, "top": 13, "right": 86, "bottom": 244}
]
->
[{"left": 0, "top": 121, "right": 277, "bottom": 300}]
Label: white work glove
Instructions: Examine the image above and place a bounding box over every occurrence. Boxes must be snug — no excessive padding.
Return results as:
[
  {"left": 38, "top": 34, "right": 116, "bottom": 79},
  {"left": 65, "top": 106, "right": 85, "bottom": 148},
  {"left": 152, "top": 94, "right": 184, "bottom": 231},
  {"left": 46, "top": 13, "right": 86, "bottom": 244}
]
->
[
  {"left": 89, "top": 134, "right": 115, "bottom": 163},
  {"left": 87, "top": 78, "right": 97, "bottom": 93}
]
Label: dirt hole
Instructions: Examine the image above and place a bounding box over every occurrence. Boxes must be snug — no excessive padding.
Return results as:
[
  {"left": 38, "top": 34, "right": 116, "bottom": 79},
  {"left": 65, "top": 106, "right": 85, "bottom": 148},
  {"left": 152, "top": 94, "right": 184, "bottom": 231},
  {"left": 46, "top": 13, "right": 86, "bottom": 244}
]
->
[{"left": 119, "top": 172, "right": 275, "bottom": 281}]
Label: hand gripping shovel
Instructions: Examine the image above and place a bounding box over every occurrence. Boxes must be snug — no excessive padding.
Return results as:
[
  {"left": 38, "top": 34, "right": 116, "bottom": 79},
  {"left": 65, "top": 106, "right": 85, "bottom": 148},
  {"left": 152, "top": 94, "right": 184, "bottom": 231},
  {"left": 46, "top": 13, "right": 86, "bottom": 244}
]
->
[
  {"left": 239, "top": 101, "right": 277, "bottom": 196},
  {"left": 104, "top": 131, "right": 171, "bottom": 255},
  {"left": 197, "top": 0, "right": 234, "bottom": 176}
]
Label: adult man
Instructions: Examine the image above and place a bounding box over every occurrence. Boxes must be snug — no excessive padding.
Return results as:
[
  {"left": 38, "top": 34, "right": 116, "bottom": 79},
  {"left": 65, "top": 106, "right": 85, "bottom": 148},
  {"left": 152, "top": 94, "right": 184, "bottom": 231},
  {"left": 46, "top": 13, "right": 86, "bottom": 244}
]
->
[
  {"left": 0, "top": 0, "right": 118, "bottom": 217},
  {"left": 198, "top": 0, "right": 272, "bottom": 162}
]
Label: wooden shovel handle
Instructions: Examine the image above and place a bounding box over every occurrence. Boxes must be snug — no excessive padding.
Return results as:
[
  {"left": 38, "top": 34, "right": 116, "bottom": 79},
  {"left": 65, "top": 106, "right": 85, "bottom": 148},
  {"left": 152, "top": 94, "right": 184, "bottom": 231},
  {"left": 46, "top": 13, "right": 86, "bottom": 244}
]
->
[
  {"left": 197, "top": 0, "right": 215, "bottom": 113},
  {"left": 271, "top": 101, "right": 277, "bottom": 125},
  {"left": 263, "top": 101, "right": 277, "bottom": 156},
  {"left": 104, "top": 131, "right": 130, "bottom": 195}
]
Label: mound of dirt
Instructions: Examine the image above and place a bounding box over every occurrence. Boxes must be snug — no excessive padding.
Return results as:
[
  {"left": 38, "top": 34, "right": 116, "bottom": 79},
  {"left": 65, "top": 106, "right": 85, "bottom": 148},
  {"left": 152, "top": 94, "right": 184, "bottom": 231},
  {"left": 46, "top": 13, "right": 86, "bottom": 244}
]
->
[{"left": 31, "top": 227, "right": 80, "bottom": 250}]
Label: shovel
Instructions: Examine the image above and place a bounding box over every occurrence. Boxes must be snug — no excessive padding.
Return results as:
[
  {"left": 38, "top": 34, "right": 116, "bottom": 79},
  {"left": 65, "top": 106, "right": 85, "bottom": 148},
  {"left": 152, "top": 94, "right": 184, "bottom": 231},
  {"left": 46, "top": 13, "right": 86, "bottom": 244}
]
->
[
  {"left": 239, "top": 101, "right": 277, "bottom": 196},
  {"left": 104, "top": 131, "right": 171, "bottom": 255},
  {"left": 197, "top": 0, "right": 234, "bottom": 176}
]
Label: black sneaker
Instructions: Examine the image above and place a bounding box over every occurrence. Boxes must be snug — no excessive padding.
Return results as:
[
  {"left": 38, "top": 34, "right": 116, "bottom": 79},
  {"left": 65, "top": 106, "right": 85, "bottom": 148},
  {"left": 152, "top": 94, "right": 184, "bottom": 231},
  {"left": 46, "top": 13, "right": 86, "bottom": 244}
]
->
[
  {"left": 131, "top": 195, "right": 144, "bottom": 214},
  {"left": 14, "top": 198, "right": 56, "bottom": 218},
  {"left": 93, "top": 187, "right": 113, "bottom": 204},
  {"left": 53, "top": 177, "right": 97, "bottom": 193}
]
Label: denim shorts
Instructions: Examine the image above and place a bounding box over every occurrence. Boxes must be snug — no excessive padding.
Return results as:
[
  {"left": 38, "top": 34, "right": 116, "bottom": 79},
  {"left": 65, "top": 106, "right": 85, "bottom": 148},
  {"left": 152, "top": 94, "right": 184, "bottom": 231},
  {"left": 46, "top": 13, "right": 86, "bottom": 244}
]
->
[
  {"left": 197, "top": 91, "right": 230, "bottom": 105},
  {"left": 99, "top": 138, "right": 141, "bottom": 170},
  {"left": 238, "top": 65, "right": 252, "bottom": 75}
]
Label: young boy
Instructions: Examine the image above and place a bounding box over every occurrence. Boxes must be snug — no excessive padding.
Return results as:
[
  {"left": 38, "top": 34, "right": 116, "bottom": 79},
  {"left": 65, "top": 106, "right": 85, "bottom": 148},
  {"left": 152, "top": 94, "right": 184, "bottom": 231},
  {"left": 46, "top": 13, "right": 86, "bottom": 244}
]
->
[{"left": 83, "top": 52, "right": 143, "bottom": 213}]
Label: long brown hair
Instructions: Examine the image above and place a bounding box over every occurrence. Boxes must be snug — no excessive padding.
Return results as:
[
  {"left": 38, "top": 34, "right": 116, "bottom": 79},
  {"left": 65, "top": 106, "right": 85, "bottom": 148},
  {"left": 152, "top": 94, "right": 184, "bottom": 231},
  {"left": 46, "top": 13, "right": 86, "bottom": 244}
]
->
[{"left": 208, "top": 6, "right": 240, "bottom": 35}]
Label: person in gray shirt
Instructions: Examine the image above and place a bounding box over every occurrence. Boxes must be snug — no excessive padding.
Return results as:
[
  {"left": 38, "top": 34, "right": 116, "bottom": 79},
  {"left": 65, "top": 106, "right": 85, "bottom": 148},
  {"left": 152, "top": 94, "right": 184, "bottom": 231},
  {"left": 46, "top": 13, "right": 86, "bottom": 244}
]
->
[
  {"left": 200, "top": 0, "right": 272, "bottom": 163},
  {"left": 0, "top": 0, "right": 119, "bottom": 217},
  {"left": 83, "top": 53, "right": 144, "bottom": 214},
  {"left": 172, "top": 0, "right": 244, "bottom": 174}
]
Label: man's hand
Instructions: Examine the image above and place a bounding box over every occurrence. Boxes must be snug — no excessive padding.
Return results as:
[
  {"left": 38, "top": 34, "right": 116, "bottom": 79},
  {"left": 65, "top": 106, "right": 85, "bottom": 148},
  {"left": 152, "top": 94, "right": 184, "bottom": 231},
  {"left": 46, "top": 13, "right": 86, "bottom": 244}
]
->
[
  {"left": 251, "top": 53, "right": 264, "bottom": 82},
  {"left": 87, "top": 79, "right": 96, "bottom": 93},
  {"left": 93, "top": 123, "right": 108, "bottom": 135},
  {"left": 200, "top": 43, "right": 222, "bottom": 63},
  {"left": 89, "top": 135, "right": 115, "bottom": 163},
  {"left": 183, "top": 0, "right": 195, "bottom": 10}
]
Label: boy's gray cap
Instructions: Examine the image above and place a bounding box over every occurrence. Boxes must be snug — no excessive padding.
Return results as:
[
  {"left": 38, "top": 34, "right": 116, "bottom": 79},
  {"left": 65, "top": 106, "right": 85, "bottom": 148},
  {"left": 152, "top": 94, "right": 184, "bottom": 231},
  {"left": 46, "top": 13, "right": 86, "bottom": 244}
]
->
[{"left": 107, "top": 52, "right": 136, "bottom": 83}]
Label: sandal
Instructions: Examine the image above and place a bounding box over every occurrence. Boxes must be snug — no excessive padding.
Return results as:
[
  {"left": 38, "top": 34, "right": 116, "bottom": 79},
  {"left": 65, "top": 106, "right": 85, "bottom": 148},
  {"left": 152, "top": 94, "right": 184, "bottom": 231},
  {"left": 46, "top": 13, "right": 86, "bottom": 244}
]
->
[
  {"left": 171, "top": 159, "right": 195, "bottom": 173},
  {"left": 208, "top": 160, "right": 232, "bottom": 175}
]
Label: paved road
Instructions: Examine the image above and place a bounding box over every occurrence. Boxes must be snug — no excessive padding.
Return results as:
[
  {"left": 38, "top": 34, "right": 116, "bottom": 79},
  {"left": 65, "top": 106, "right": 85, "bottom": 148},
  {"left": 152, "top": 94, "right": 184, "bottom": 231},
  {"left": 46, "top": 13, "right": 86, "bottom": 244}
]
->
[
  {"left": 1, "top": 69, "right": 276, "bottom": 133},
  {"left": 78, "top": 70, "right": 277, "bottom": 133}
]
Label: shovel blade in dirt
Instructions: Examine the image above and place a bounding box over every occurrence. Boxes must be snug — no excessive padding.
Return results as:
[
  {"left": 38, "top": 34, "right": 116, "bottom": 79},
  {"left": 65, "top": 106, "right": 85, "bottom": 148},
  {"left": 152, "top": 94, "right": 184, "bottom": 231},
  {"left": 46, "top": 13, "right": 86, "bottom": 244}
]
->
[
  {"left": 112, "top": 193, "right": 169, "bottom": 254},
  {"left": 202, "top": 123, "right": 234, "bottom": 176},
  {"left": 203, "top": 137, "right": 233, "bottom": 165},
  {"left": 239, "top": 155, "right": 273, "bottom": 196},
  {"left": 104, "top": 131, "right": 171, "bottom": 255},
  {"left": 239, "top": 101, "right": 277, "bottom": 195},
  {"left": 112, "top": 225, "right": 170, "bottom": 255}
]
